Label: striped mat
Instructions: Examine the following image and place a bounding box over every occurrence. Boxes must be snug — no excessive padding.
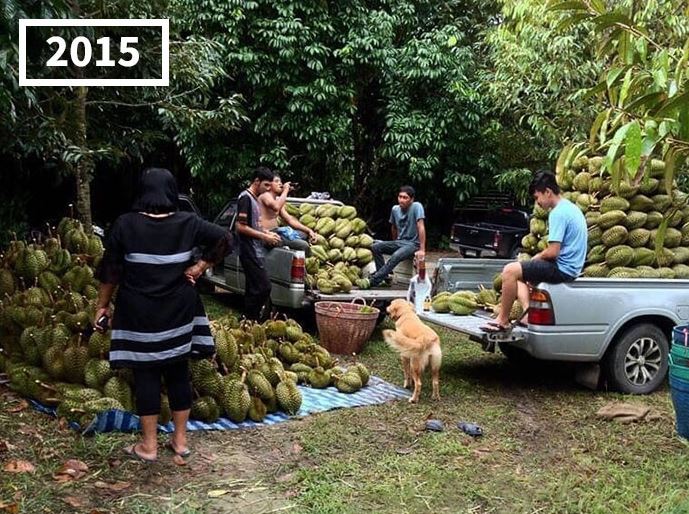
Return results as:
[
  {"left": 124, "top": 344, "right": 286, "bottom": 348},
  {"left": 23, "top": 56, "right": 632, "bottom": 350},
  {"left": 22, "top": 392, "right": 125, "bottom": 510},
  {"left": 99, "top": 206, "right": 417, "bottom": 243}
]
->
[{"left": 30, "top": 375, "right": 411, "bottom": 434}]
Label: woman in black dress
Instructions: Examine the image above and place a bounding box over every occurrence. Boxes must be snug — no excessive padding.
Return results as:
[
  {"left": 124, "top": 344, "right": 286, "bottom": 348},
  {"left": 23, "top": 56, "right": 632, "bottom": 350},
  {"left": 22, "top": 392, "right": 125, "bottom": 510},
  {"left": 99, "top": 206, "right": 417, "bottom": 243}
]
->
[{"left": 95, "top": 168, "right": 231, "bottom": 462}]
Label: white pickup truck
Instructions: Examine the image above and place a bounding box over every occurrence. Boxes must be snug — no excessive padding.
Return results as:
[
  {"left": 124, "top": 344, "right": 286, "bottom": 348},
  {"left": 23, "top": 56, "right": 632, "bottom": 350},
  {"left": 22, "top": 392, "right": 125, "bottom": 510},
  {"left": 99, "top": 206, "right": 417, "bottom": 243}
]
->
[
  {"left": 200, "top": 196, "right": 418, "bottom": 314},
  {"left": 421, "top": 257, "right": 687, "bottom": 394}
]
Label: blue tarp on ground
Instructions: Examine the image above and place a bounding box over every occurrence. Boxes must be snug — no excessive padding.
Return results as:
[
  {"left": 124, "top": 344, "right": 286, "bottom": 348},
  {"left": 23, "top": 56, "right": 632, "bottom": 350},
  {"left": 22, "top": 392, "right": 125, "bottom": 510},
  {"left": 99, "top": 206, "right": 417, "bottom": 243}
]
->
[{"left": 30, "top": 375, "right": 411, "bottom": 434}]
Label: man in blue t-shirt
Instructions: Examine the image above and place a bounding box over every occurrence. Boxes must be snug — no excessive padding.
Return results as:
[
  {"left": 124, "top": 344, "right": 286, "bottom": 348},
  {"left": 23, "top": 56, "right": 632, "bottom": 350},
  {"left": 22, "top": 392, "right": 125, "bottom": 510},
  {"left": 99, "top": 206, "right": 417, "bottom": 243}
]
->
[
  {"left": 483, "top": 171, "right": 587, "bottom": 332},
  {"left": 365, "top": 185, "right": 426, "bottom": 288}
]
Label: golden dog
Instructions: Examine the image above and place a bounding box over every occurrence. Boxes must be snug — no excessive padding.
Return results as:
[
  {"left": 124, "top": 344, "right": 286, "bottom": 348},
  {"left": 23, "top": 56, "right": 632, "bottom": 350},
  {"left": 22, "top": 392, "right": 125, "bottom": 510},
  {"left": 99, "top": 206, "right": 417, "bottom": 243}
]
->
[{"left": 382, "top": 299, "right": 442, "bottom": 403}]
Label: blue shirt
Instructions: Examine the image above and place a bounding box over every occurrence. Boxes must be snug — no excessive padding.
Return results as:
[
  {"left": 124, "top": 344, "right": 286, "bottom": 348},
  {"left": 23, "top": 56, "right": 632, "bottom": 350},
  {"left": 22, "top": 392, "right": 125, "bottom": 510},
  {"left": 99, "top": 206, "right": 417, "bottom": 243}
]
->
[
  {"left": 390, "top": 202, "right": 425, "bottom": 246},
  {"left": 547, "top": 198, "right": 587, "bottom": 278}
]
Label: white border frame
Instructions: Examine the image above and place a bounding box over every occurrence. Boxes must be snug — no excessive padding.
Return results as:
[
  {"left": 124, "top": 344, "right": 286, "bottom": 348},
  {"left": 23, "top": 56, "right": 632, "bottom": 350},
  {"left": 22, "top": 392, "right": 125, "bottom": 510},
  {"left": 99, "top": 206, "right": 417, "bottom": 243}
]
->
[{"left": 19, "top": 19, "right": 169, "bottom": 86}]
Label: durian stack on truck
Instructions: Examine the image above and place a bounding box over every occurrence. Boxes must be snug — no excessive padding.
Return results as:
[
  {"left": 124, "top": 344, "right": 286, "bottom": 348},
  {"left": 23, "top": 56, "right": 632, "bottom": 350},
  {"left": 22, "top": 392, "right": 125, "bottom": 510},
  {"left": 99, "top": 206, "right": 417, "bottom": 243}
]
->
[
  {"left": 422, "top": 253, "right": 689, "bottom": 395},
  {"left": 201, "top": 197, "right": 412, "bottom": 313}
]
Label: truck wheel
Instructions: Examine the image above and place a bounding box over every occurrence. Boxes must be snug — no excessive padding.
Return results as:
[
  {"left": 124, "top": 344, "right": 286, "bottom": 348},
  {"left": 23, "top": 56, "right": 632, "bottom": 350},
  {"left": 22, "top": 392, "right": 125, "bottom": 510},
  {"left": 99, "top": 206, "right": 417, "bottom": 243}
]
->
[
  {"left": 375, "top": 300, "right": 391, "bottom": 325},
  {"left": 605, "top": 323, "right": 668, "bottom": 394},
  {"left": 498, "top": 342, "right": 535, "bottom": 365},
  {"left": 196, "top": 278, "right": 216, "bottom": 294}
]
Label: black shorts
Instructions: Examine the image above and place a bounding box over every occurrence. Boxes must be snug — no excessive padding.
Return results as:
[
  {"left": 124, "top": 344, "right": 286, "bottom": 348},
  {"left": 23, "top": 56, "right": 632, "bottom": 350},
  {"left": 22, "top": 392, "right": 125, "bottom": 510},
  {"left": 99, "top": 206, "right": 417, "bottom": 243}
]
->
[{"left": 520, "top": 259, "right": 575, "bottom": 285}]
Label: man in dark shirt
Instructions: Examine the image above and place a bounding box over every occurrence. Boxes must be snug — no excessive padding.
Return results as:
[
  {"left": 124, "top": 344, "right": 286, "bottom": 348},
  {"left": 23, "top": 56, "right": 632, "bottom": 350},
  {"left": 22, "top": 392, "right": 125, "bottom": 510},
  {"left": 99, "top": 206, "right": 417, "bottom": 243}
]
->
[{"left": 235, "top": 167, "right": 281, "bottom": 320}]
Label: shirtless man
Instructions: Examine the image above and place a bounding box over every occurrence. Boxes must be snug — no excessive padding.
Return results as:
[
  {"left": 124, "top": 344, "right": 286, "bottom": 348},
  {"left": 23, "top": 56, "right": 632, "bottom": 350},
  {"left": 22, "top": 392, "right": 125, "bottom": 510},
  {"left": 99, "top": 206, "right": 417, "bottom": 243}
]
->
[{"left": 258, "top": 175, "right": 317, "bottom": 255}]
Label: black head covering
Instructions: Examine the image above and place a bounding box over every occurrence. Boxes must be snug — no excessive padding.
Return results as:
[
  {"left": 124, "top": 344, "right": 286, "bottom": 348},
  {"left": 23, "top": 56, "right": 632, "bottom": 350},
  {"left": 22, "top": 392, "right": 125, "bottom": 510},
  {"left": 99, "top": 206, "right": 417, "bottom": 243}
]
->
[{"left": 131, "top": 168, "right": 178, "bottom": 214}]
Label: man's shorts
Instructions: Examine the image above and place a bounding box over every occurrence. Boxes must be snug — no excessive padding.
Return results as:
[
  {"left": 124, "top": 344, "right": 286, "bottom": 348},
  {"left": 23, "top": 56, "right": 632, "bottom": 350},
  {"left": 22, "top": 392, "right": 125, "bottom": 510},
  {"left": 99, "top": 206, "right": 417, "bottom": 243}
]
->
[{"left": 520, "top": 259, "right": 576, "bottom": 285}]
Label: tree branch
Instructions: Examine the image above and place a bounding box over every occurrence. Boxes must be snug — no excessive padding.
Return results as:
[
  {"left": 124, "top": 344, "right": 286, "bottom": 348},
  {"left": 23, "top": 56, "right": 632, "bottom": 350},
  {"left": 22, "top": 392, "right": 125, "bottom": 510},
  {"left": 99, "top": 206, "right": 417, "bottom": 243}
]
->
[{"left": 84, "top": 87, "right": 202, "bottom": 108}]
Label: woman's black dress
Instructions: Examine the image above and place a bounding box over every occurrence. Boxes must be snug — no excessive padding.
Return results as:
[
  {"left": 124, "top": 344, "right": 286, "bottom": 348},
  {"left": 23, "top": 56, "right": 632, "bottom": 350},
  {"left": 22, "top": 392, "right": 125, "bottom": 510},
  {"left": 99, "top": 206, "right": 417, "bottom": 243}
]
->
[{"left": 96, "top": 211, "right": 229, "bottom": 369}]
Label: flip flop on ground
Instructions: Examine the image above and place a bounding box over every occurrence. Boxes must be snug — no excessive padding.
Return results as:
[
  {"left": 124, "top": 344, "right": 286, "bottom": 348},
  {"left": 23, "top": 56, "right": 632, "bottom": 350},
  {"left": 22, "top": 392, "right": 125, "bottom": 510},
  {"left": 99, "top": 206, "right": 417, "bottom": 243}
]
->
[
  {"left": 165, "top": 441, "right": 191, "bottom": 458},
  {"left": 123, "top": 443, "right": 157, "bottom": 463}
]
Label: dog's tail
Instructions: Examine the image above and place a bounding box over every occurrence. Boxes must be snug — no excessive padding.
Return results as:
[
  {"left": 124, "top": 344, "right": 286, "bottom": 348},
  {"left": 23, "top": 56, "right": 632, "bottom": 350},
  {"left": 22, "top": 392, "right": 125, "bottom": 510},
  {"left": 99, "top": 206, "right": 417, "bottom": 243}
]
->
[{"left": 382, "top": 329, "right": 436, "bottom": 357}]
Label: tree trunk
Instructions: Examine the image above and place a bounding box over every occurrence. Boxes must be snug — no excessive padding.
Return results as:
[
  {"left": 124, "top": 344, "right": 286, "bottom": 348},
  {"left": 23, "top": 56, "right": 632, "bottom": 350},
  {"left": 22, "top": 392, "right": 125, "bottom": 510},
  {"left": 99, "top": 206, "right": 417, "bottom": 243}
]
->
[{"left": 73, "top": 85, "right": 93, "bottom": 231}]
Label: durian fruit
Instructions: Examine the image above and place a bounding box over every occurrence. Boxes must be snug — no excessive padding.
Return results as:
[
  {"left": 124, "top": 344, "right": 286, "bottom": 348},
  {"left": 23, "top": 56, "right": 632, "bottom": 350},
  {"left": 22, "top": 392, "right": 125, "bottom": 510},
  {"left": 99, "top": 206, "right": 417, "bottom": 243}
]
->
[
  {"left": 285, "top": 319, "right": 304, "bottom": 342},
  {"left": 265, "top": 319, "right": 287, "bottom": 339},
  {"left": 250, "top": 322, "right": 266, "bottom": 344},
  {"left": 62, "top": 386, "right": 103, "bottom": 403},
  {"left": 84, "top": 358, "right": 112, "bottom": 389},
  {"left": 196, "top": 369, "right": 223, "bottom": 400},
  {"left": 308, "top": 364, "right": 332, "bottom": 389},
  {"left": 87, "top": 330, "right": 110, "bottom": 358},
  {"left": 247, "top": 395, "right": 267, "bottom": 422},
  {"left": 448, "top": 292, "right": 479, "bottom": 316},
  {"left": 191, "top": 396, "right": 220, "bottom": 423},
  {"left": 431, "top": 292, "right": 451, "bottom": 313},
  {"left": 63, "top": 337, "right": 89, "bottom": 384},
  {"left": 103, "top": 375, "right": 134, "bottom": 412},
  {"left": 290, "top": 362, "right": 313, "bottom": 384},
  {"left": 334, "top": 370, "right": 363, "bottom": 394},
  {"left": 246, "top": 369, "right": 275, "bottom": 402},
  {"left": 508, "top": 301, "right": 524, "bottom": 322},
  {"left": 351, "top": 362, "right": 370, "bottom": 386},
  {"left": 0, "top": 268, "right": 16, "bottom": 297},
  {"left": 219, "top": 374, "right": 251, "bottom": 423},
  {"left": 492, "top": 273, "right": 503, "bottom": 293},
  {"left": 476, "top": 286, "right": 498, "bottom": 307},
  {"left": 215, "top": 327, "right": 239, "bottom": 371},
  {"left": 275, "top": 374, "right": 302, "bottom": 415},
  {"left": 18, "top": 327, "right": 41, "bottom": 366}
]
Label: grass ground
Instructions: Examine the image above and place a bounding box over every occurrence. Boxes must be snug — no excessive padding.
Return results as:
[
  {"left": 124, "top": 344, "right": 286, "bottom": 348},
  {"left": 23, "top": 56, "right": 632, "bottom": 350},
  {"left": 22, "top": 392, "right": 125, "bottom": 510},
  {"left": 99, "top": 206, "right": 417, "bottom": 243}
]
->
[{"left": 1, "top": 292, "right": 688, "bottom": 514}]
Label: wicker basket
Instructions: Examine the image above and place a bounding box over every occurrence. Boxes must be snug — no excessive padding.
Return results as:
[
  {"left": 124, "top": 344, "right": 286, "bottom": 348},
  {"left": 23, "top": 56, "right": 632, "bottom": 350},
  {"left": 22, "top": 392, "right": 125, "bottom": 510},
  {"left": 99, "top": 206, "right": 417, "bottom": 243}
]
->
[{"left": 314, "top": 298, "right": 380, "bottom": 355}]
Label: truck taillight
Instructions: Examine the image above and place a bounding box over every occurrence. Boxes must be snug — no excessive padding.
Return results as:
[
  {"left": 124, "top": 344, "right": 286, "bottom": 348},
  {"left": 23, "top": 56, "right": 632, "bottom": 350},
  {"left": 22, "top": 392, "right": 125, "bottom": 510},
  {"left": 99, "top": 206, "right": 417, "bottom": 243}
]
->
[
  {"left": 528, "top": 288, "right": 554, "bottom": 325},
  {"left": 291, "top": 254, "right": 305, "bottom": 282},
  {"left": 493, "top": 232, "right": 501, "bottom": 248}
]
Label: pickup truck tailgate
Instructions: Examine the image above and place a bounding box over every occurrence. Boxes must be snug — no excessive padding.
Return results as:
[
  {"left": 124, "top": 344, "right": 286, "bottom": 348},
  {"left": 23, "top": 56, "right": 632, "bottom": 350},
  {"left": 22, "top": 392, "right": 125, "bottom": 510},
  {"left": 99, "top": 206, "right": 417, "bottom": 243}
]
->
[
  {"left": 307, "top": 288, "right": 407, "bottom": 303},
  {"left": 418, "top": 310, "right": 527, "bottom": 348}
]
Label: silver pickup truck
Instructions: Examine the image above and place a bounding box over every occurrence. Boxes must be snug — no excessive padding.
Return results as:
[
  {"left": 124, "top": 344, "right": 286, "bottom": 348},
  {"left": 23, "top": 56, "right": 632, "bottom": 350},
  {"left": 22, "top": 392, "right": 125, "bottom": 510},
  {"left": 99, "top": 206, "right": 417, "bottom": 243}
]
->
[
  {"left": 201, "top": 197, "right": 413, "bottom": 311},
  {"left": 421, "top": 257, "right": 687, "bottom": 394}
]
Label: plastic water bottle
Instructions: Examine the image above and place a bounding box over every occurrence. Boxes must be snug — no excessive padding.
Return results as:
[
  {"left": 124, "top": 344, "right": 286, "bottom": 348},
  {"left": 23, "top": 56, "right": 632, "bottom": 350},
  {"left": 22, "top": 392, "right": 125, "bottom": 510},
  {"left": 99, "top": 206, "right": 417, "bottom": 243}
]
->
[{"left": 407, "top": 255, "right": 432, "bottom": 314}]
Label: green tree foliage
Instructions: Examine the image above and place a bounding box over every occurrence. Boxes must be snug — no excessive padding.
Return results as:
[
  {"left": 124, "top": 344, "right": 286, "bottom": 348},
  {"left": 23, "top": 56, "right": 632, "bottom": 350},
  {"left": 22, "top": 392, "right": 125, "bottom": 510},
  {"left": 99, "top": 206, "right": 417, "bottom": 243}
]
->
[
  {"left": 170, "top": 0, "right": 499, "bottom": 215},
  {"left": 551, "top": 0, "right": 689, "bottom": 189},
  {"left": 0, "top": 0, "right": 244, "bottom": 225},
  {"left": 484, "top": 0, "right": 601, "bottom": 162}
]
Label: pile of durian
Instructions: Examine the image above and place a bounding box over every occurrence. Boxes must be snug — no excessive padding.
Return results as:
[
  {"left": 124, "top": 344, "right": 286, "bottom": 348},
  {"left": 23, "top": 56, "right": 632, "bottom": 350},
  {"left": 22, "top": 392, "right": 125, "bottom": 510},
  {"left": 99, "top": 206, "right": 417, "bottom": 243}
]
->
[
  {"left": 286, "top": 202, "right": 374, "bottom": 293},
  {"left": 0, "top": 217, "right": 370, "bottom": 427},
  {"left": 522, "top": 155, "right": 689, "bottom": 279},
  {"left": 429, "top": 276, "right": 526, "bottom": 321},
  {"left": 191, "top": 314, "right": 371, "bottom": 423}
]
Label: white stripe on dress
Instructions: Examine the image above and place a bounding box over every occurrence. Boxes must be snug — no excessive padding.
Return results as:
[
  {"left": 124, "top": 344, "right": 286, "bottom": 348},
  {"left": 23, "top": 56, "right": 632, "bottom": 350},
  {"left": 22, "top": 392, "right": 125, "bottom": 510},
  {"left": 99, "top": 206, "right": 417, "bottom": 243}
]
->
[
  {"left": 110, "top": 343, "right": 192, "bottom": 362},
  {"left": 111, "top": 317, "right": 211, "bottom": 343},
  {"left": 124, "top": 250, "right": 193, "bottom": 264},
  {"left": 193, "top": 316, "right": 210, "bottom": 327},
  {"left": 112, "top": 321, "right": 194, "bottom": 343},
  {"left": 191, "top": 335, "right": 214, "bottom": 347}
]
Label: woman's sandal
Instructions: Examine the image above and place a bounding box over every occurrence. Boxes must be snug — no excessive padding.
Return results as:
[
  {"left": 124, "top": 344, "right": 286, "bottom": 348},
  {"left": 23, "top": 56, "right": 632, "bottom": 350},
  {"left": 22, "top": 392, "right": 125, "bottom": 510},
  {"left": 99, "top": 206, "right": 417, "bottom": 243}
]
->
[
  {"left": 123, "top": 443, "right": 157, "bottom": 463},
  {"left": 164, "top": 441, "right": 191, "bottom": 458}
]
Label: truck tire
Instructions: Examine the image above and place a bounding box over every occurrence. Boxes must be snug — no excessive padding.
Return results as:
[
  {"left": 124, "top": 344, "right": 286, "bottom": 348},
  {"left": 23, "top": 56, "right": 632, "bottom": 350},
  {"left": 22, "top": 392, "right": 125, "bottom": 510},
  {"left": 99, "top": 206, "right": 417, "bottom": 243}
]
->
[
  {"left": 375, "top": 300, "right": 391, "bottom": 325},
  {"left": 196, "top": 278, "right": 216, "bottom": 294},
  {"left": 498, "top": 342, "right": 535, "bottom": 365},
  {"left": 604, "top": 323, "right": 668, "bottom": 394}
]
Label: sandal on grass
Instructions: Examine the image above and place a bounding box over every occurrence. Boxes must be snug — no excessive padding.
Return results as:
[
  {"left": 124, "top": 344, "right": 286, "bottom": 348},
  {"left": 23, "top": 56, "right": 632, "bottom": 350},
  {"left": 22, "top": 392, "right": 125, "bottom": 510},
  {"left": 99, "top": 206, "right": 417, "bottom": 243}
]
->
[{"left": 123, "top": 443, "right": 156, "bottom": 463}]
